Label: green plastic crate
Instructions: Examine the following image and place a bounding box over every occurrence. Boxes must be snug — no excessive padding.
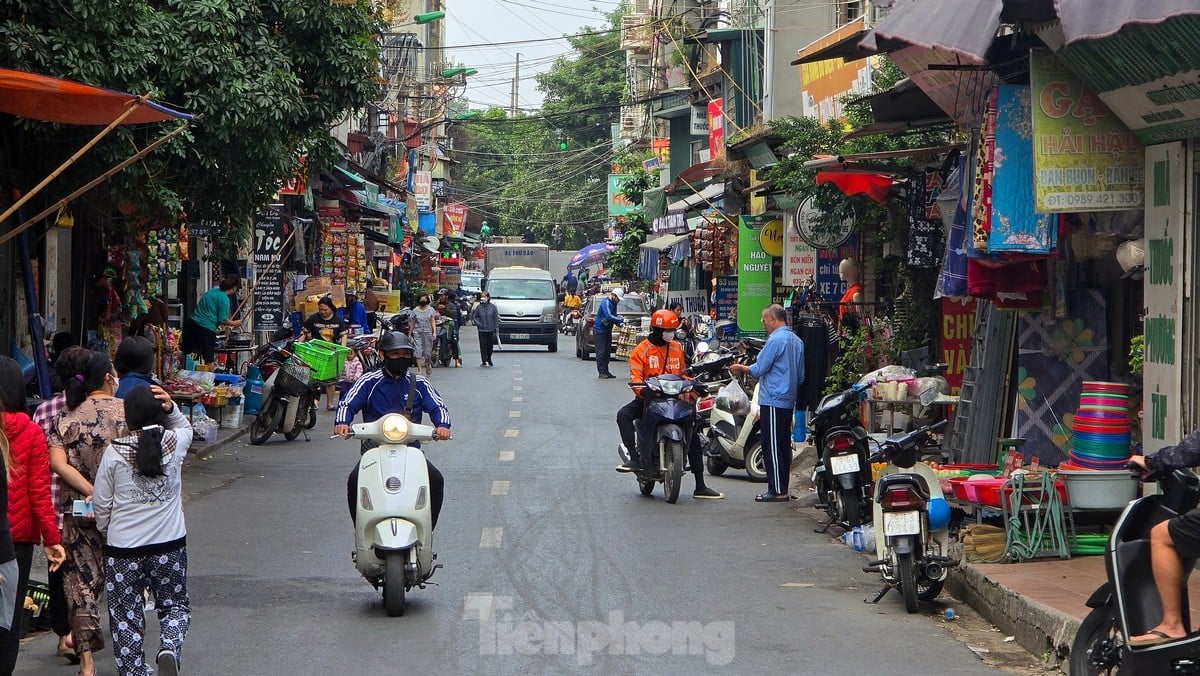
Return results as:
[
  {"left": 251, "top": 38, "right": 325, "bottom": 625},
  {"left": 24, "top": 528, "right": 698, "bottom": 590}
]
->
[{"left": 294, "top": 339, "right": 350, "bottom": 382}]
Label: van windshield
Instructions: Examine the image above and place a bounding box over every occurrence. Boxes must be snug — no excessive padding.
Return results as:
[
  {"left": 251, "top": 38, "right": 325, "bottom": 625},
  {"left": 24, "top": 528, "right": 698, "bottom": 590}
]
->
[{"left": 487, "top": 279, "right": 557, "bottom": 300}]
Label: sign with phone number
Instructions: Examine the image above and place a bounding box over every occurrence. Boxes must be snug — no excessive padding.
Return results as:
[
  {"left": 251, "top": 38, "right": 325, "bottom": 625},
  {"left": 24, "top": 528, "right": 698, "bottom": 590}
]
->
[{"left": 1041, "top": 191, "right": 1142, "bottom": 209}]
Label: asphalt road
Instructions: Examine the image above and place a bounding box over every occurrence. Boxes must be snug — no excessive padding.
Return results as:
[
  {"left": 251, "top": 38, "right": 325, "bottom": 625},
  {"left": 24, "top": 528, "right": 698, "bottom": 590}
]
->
[{"left": 17, "top": 329, "right": 1006, "bottom": 675}]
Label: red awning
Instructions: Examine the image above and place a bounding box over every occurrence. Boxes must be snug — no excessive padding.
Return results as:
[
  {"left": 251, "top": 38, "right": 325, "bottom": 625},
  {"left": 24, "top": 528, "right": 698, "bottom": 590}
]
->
[
  {"left": 0, "top": 68, "right": 191, "bottom": 125},
  {"left": 816, "top": 171, "right": 895, "bottom": 203}
]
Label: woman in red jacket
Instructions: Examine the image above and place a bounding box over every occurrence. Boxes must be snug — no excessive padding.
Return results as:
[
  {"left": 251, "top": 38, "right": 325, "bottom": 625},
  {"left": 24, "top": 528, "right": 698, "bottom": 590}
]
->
[{"left": 0, "top": 357, "right": 66, "bottom": 673}]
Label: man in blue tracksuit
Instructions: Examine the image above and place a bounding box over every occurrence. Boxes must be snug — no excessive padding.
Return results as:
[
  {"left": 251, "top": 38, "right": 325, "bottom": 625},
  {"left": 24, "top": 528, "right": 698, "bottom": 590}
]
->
[
  {"left": 334, "top": 332, "right": 451, "bottom": 526},
  {"left": 731, "top": 304, "right": 805, "bottom": 502},
  {"left": 593, "top": 288, "right": 626, "bottom": 379}
]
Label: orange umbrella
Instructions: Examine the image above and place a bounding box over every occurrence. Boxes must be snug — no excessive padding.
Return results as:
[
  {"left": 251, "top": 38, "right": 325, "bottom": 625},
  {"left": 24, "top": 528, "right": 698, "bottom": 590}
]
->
[{"left": 815, "top": 171, "right": 894, "bottom": 203}]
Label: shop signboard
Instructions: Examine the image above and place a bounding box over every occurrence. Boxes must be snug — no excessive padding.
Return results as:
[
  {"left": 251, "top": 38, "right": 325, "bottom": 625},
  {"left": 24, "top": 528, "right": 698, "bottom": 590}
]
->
[
  {"left": 736, "top": 215, "right": 772, "bottom": 337},
  {"left": 608, "top": 174, "right": 635, "bottom": 216},
  {"left": 665, "top": 289, "right": 708, "bottom": 315},
  {"left": 251, "top": 212, "right": 288, "bottom": 331},
  {"left": 782, "top": 223, "right": 817, "bottom": 287},
  {"left": 443, "top": 202, "right": 467, "bottom": 237},
  {"left": 940, "top": 297, "right": 977, "bottom": 395},
  {"left": 714, "top": 276, "right": 737, "bottom": 325},
  {"left": 1030, "top": 51, "right": 1144, "bottom": 213},
  {"left": 1143, "top": 142, "right": 1186, "bottom": 454},
  {"left": 707, "top": 99, "right": 725, "bottom": 161},
  {"left": 815, "top": 238, "right": 858, "bottom": 301},
  {"left": 414, "top": 171, "right": 432, "bottom": 210}
]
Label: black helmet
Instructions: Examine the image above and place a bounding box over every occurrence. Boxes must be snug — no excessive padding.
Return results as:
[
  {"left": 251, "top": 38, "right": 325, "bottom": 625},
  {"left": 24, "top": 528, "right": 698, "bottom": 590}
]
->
[{"left": 378, "top": 331, "right": 413, "bottom": 353}]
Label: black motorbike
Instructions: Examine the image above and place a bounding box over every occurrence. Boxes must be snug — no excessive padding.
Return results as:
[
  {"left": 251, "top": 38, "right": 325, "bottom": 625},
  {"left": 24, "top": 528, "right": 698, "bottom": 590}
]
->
[
  {"left": 1070, "top": 464, "right": 1200, "bottom": 675},
  {"left": 623, "top": 373, "right": 699, "bottom": 504},
  {"left": 811, "top": 380, "right": 875, "bottom": 532},
  {"left": 248, "top": 334, "right": 319, "bottom": 445}
]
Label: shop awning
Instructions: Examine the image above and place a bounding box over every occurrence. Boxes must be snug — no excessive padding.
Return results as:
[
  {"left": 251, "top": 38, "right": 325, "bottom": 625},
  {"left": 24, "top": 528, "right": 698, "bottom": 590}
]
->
[
  {"left": 669, "top": 160, "right": 722, "bottom": 193},
  {"left": 1054, "top": 0, "right": 1200, "bottom": 43},
  {"left": 667, "top": 183, "right": 724, "bottom": 213},
  {"left": 335, "top": 165, "right": 370, "bottom": 185},
  {"left": 641, "top": 232, "right": 691, "bottom": 251},
  {"left": 0, "top": 68, "right": 192, "bottom": 124},
  {"left": 850, "top": 78, "right": 948, "bottom": 125}
]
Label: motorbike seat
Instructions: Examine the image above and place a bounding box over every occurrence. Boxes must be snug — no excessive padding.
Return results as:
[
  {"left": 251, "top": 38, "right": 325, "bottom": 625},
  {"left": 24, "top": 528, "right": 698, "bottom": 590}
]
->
[{"left": 877, "top": 473, "right": 930, "bottom": 501}]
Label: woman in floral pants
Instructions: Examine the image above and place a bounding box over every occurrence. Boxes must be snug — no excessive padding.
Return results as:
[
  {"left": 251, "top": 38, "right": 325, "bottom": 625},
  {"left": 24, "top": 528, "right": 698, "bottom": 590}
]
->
[{"left": 93, "top": 387, "right": 194, "bottom": 676}]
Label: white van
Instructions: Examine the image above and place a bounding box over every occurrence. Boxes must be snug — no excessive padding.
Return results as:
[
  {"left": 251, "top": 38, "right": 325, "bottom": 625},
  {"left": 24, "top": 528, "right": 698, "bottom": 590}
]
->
[{"left": 485, "top": 267, "right": 558, "bottom": 351}]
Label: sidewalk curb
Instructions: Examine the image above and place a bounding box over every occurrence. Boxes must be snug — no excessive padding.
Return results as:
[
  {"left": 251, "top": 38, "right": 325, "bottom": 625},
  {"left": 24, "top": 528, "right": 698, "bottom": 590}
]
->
[
  {"left": 188, "top": 426, "right": 248, "bottom": 461},
  {"left": 946, "top": 562, "right": 1076, "bottom": 670}
]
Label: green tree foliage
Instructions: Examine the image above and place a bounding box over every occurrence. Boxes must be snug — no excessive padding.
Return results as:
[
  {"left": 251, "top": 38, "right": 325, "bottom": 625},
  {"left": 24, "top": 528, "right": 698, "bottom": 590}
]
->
[
  {"left": 454, "top": 10, "right": 626, "bottom": 250},
  {"left": 0, "top": 0, "right": 384, "bottom": 251},
  {"left": 604, "top": 160, "right": 653, "bottom": 280}
]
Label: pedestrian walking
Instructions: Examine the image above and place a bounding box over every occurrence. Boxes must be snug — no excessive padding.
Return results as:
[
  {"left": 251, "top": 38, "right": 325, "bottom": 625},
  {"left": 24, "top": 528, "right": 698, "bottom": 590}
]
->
[
  {"left": 33, "top": 347, "right": 89, "bottom": 665},
  {"left": 93, "top": 386, "right": 193, "bottom": 676},
  {"left": 0, "top": 356, "right": 67, "bottom": 673},
  {"left": 593, "top": 288, "right": 626, "bottom": 379},
  {"left": 730, "top": 304, "right": 805, "bottom": 502},
  {"left": 0, "top": 414, "right": 22, "bottom": 676},
  {"left": 48, "top": 350, "right": 131, "bottom": 676},
  {"left": 114, "top": 336, "right": 157, "bottom": 398},
  {"left": 409, "top": 293, "right": 437, "bottom": 375},
  {"left": 471, "top": 292, "right": 500, "bottom": 367}
]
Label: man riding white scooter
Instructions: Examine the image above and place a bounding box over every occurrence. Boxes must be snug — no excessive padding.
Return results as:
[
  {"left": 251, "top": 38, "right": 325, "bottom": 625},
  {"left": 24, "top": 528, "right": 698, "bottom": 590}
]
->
[{"left": 334, "top": 332, "right": 451, "bottom": 526}]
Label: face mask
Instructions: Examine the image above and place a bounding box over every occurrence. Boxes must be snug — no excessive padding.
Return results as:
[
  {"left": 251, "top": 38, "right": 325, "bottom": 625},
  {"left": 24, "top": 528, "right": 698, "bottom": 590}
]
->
[
  {"left": 385, "top": 356, "right": 414, "bottom": 374},
  {"left": 662, "top": 331, "right": 676, "bottom": 342},
  {"left": 419, "top": 300, "right": 429, "bottom": 306},
  {"left": 480, "top": 297, "right": 490, "bottom": 303}
]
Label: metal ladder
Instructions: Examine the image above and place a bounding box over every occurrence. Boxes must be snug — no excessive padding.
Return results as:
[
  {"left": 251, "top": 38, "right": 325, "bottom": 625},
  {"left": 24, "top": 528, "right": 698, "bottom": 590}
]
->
[{"left": 948, "top": 300, "right": 1017, "bottom": 464}]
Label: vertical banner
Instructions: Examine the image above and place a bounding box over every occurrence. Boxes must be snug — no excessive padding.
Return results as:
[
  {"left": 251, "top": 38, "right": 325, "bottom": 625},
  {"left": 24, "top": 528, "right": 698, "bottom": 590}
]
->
[
  {"left": 608, "top": 174, "right": 635, "bottom": 216},
  {"left": 1030, "top": 50, "right": 1144, "bottom": 212},
  {"left": 736, "top": 215, "right": 773, "bottom": 336},
  {"left": 707, "top": 98, "right": 725, "bottom": 161},
  {"left": 783, "top": 224, "right": 818, "bottom": 287},
  {"left": 939, "top": 297, "right": 977, "bottom": 394},
  {"left": 714, "top": 276, "right": 738, "bottom": 323},
  {"left": 251, "top": 212, "right": 288, "bottom": 331},
  {"left": 1143, "top": 142, "right": 1186, "bottom": 454},
  {"left": 414, "top": 171, "right": 432, "bottom": 211}
]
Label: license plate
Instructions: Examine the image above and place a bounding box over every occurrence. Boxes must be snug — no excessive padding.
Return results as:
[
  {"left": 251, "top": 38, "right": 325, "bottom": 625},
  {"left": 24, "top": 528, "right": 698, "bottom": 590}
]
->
[
  {"left": 883, "top": 511, "right": 922, "bottom": 536},
  {"left": 509, "top": 333, "right": 529, "bottom": 340},
  {"left": 829, "top": 453, "right": 860, "bottom": 475}
]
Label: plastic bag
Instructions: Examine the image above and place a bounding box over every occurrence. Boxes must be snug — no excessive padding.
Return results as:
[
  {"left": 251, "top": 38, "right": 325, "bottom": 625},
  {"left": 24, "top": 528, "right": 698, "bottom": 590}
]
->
[{"left": 716, "top": 380, "right": 750, "bottom": 415}]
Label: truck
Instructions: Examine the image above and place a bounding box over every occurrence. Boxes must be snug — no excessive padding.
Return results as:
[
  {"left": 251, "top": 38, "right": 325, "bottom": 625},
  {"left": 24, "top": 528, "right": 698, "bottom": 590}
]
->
[
  {"left": 483, "top": 243, "right": 550, "bottom": 277},
  {"left": 484, "top": 267, "right": 559, "bottom": 352}
]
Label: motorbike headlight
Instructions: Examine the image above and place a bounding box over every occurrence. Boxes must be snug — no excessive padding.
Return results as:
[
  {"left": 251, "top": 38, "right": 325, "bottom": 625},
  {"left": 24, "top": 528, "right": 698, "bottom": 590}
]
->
[
  {"left": 379, "top": 414, "right": 410, "bottom": 442},
  {"left": 658, "top": 379, "right": 688, "bottom": 396}
]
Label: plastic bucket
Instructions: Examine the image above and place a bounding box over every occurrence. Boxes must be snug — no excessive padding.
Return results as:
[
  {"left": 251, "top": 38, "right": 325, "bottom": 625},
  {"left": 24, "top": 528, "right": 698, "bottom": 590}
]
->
[
  {"left": 1081, "top": 381, "right": 1131, "bottom": 395},
  {"left": 1079, "top": 396, "right": 1129, "bottom": 410},
  {"left": 1059, "top": 468, "right": 1138, "bottom": 508},
  {"left": 1074, "top": 410, "right": 1131, "bottom": 423}
]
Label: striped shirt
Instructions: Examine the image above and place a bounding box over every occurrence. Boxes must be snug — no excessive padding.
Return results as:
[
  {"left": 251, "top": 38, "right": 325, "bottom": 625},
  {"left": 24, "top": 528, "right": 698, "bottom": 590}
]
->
[
  {"left": 33, "top": 393, "right": 67, "bottom": 529},
  {"left": 334, "top": 368, "right": 451, "bottom": 429}
]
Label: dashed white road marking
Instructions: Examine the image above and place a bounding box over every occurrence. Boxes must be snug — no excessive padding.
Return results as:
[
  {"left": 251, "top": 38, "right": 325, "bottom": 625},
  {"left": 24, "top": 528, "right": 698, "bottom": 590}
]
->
[
  {"left": 513, "top": 377, "right": 523, "bottom": 382},
  {"left": 491, "top": 481, "right": 510, "bottom": 496},
  {"left": 504, "top": 429, "right": 519, "bottom": 437},
  {"left": 498, "top": 451, "right": 516, "bottom": 461},
  {"left": 463, "top": 592, "right": 496, "bottom": 620},
  {"left": 509, "top": 411, "right": 521, "bottom": 418},
  {"left": 512, "top": 396, "right": 524, "bottom": 402},
  {"left": 480, "top": 527, "right": 503, "bottom": 548},
  {"left": 513, "top": 386, "right": 524, "bottom": 392}
]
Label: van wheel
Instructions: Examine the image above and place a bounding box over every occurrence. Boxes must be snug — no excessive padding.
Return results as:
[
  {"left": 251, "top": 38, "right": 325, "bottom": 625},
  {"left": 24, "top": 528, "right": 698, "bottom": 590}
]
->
[{"left": 548, "top": 338, "right": 557, "bottom": 353}]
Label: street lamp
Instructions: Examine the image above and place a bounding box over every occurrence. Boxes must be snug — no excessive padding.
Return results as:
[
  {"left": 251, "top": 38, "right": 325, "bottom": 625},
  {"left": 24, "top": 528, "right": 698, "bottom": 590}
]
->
[
  {"left": 440, "top": 67, "right": 479, "bottom": 78},
  {"left": 412, "top": 11, "right": 445, "bottom": 24}
]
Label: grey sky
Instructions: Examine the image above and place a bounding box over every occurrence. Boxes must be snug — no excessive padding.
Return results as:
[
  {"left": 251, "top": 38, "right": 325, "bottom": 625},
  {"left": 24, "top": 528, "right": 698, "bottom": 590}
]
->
[{"left": 445, "top": 0, "right": 617, "bottom": 111}]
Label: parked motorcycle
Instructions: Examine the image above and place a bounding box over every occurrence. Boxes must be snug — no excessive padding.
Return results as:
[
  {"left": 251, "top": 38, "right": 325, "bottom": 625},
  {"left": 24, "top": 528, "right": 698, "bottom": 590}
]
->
[
  {"left": 863, "top": 419, "right": 956, "bottom": 614},
  {"left": 340, "top": 414, "right": 446, "bottom": 616},
  {"left": 699, "top": 339, "right": 767, "bottom": 481},
  {"left": 1070, "top": 464, "right": 1200, "bottom": 674},
  {"left": 433, "top": 315, "right": 456, "bottom": 367},
  {"left": 248, "top": 336, "right": 319, "bottom": 445},
  {"left": 811, "top": 380, "right": 875, "bottom": 532},
  {"left": 620, "top": 373, "right": 700, "bottom": 504}
]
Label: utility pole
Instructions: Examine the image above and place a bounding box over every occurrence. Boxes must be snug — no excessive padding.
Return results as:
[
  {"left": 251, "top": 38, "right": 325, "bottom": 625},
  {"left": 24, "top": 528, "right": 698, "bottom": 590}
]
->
[{"left": 510, "top": 53, "right": 521, "bottom": 116}]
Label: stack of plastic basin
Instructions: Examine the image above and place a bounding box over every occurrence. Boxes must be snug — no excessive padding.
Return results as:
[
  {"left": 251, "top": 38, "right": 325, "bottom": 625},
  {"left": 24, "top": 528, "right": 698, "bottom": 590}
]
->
[{"left": 1065, "top": 381, "right": 1131, "bottom": 470}]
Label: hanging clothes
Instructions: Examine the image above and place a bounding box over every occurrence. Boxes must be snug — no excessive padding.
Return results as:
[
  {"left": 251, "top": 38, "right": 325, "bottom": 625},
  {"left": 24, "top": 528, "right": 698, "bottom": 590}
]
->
[{"left": 794, "top": 314, "right": 831, "bottom": 412}]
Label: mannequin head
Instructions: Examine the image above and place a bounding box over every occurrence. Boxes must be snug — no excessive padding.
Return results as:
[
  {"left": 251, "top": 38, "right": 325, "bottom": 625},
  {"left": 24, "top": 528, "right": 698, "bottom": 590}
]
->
[{"left": 838, "top": 258, "right": 861, "bottom": 285}]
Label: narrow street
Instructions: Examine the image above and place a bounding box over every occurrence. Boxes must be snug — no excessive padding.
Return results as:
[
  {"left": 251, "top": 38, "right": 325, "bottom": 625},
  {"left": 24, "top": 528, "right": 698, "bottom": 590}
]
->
[{"left": 19, "top": 330, "right": 1007, "bottom": 675}]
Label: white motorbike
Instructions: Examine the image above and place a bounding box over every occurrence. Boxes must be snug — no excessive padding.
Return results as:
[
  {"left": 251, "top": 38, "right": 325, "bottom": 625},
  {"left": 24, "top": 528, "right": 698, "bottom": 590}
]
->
[
  {"left": 864, "top": 420, "right": 957, "bottom": 613},
  {"left": 344, "top": 413, "right": 444, "bottom": 616}
]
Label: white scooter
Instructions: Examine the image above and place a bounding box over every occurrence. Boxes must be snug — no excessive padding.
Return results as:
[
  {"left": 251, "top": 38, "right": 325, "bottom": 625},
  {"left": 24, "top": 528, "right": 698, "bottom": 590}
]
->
[
  {"left": 864, "top": 420, "right": 957, "bottom": 613},
  {"left": 344, "top": 413, "right": 444, "bottom": 616}
]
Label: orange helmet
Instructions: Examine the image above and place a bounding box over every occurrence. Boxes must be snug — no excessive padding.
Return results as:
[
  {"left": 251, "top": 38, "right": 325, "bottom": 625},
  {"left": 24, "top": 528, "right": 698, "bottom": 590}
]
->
[{"left": 650, "top": 309, "right": 681, "bottom": 330}]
